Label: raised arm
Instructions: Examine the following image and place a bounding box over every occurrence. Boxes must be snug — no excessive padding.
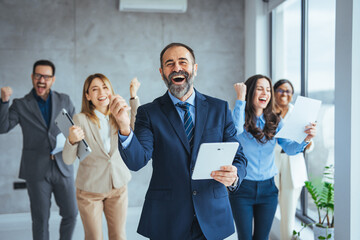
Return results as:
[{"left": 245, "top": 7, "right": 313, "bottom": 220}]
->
[
  {"left": 109, "top": 94, "right": 151, "bottom": 171},
  {"left": 277, "top": 121, "right": 317, "bottom": 155},
  {"left": 129, "top": 77, "right": 140, "bottom": 130},
  {"left": 232, "top": 82, "right": 247, "bottom": 135},
  {"left": 0, "top": 87, "right": 19, "bottom": 133},
  {"left": 119, "top": 106, "right": 154, "bottom": 171}
]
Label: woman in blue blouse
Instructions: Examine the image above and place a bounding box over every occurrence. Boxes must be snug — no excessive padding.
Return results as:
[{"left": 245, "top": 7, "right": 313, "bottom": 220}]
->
[{"left": 229, "top": 74, "right": 316, "bottom": 240}]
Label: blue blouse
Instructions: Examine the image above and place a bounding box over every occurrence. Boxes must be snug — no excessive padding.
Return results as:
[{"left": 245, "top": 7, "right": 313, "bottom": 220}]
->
[{"left": 233, "top": 100, "right": 308, "bottom": 181}]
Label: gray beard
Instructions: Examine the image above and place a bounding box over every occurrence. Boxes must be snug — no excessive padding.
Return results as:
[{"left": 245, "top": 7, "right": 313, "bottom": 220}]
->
[{"left": 162, "top": 71, "right": 195, "bottom": 99}]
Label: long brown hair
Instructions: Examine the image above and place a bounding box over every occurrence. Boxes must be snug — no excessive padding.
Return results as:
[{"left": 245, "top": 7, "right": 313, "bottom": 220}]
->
[
  {"left": 81, "top": 73, "right": 118, "bottom": 130},
  {"left": 244, "top": 74, "right": 280, "bottom": 144}
]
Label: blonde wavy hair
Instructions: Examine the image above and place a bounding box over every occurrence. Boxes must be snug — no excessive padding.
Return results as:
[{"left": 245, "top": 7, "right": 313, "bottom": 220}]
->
[{"left": 81, "top": 73, "right": 118, "bottom": 130}]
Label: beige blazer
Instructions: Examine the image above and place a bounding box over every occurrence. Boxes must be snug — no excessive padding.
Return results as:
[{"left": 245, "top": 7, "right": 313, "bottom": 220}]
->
[{"left": 63, "top": 98, "right": 139, "bottom": 193}]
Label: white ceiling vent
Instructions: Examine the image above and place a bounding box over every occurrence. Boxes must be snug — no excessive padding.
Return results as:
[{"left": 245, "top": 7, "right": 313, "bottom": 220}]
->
[{"left": 119, "top": 0, "right": 187, "bottom": 13}]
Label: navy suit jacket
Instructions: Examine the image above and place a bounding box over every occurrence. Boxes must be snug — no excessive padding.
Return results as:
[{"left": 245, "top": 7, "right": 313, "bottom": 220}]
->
[{"left": 119, "top": 90, "right": 247, "bottom": 240}]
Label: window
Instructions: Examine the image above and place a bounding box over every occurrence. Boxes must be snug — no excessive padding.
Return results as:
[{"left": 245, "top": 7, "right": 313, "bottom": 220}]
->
[
  {"left": 271, "top": 0, "right": 301, "bottom": 98},
  {"left": 306, "top": 0, "right": 335, "bottom": 221},
  {"left": 271, "top": 0, "right": 335, "bottom": 223}
]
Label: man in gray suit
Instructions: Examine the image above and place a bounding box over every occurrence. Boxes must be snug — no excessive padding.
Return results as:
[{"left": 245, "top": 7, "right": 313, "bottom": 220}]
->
[{"left": 0, "top": 60, "right": 78, "bottom": 240}]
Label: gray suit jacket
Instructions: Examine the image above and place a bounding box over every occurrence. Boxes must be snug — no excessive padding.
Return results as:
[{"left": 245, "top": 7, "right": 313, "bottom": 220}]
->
[{"left": 0, "top": 90, "right": 75, "bottom": 181}]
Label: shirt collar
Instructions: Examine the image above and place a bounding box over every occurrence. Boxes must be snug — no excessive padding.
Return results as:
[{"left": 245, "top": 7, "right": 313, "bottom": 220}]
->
[
  {"left": 32, "top": 88, "right": 52, "bottom": 103},
  {"left": 258, "top": 114, "right": 265, "bottom": 124},
  {"left": 94, "top": 109, "right": 109, "bottom": 121},
  {"left": 167, "top": 90, "right": 196, "bottom": 107}
]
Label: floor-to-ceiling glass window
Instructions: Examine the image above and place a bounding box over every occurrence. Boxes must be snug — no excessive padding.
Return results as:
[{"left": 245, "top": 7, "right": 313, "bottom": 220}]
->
[
  {"left": 306, "top": 0, "right": 335, "bottom": 222},
  {"left": 271, "top": 0, "right": 335, "bottom": 223},
  {"left": 272, "top": 0, "right": 301, "bottom": 98}
]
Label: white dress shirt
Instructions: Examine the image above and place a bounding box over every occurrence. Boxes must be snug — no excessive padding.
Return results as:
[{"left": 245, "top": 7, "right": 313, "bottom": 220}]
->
[{"left": 94, "top": 110, "right": 111, "bottom": 153}]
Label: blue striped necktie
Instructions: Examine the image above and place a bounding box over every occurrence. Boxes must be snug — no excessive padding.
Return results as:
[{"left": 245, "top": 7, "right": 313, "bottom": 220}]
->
[{"left": 176, "top": 102, "right": 195, "bottom": 149}]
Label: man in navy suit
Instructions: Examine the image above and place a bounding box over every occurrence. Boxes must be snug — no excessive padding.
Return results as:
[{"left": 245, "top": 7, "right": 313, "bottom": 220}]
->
[{"left": 110, "top": 43, "right": 247, "bottom": 240}]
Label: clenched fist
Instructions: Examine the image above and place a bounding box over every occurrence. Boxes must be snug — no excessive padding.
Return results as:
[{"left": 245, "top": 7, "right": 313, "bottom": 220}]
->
[
  {"left": 233, "top": 83, "right": 247, "bottom": 101},
  {"left": 130, "top": 77, "right": 141, "bottom": 99},
  {"left": 1, "top": 87, "right": 13, "bottom": 102},
  {"left": 109, "top": 95, "right": 131, "bottom": 135}
]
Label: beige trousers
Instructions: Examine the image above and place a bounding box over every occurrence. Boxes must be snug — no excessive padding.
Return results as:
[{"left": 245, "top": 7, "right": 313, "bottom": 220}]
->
[{"left": 76, "top": 186, "right": 128, "bottom": 240}]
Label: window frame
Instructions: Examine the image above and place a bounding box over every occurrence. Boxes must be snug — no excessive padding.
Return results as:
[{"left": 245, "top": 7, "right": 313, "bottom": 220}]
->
[{"left": 269, "top": 0, "right": 315, "bottom": 226}]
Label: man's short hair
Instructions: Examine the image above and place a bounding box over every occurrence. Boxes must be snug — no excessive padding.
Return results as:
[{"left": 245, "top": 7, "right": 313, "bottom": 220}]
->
[
  {"left": 160, "top": 43, "right": 196, "bottom": 68},
  {"left": 33, "top": 60, "right": 56, "bottom": 76}
]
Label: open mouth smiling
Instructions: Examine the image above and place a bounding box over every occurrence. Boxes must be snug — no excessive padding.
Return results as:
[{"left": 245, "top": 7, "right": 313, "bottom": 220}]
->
[
  {"left": 168, "top": 70, "right": 189, "bottom": 85},
  {"left": 98, "top": 96, "right": 107, "bottom": 101},
  {"left": 259, "top": 97, "right": 267, "bottom": 103},
  {"left": 172, "top": 75, "right": 186, "bottom": 83}
]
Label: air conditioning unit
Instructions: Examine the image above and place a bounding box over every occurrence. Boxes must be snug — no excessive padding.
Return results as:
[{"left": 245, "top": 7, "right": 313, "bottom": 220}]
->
[{"left": 119, "top": 0, "right": 187, "bottom": 13}]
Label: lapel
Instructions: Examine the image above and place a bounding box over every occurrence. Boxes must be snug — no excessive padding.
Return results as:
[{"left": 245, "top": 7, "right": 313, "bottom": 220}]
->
[
  {"left": 159, "top": 92, "right": 190, "bottom": 154},
  {"left": 192, "top": 90, "right": 208, "bottom": 159},
  {"left": 49, "top": 91, "right": 59, "bottom": 131},
  {"left": 87, "top": 115, "right": 109, "bottom": 156},
  {"left": 24, "top": 90, "right": 47, "bottom": 129}
]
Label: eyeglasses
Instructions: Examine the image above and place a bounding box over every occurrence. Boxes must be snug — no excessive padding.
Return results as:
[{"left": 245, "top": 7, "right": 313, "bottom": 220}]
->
[
  {"left": 275, "top": 89, "right": 292, "bottom": 95},
  {"left": 33, "top": 73, "right": 53, "bottom": 81}
]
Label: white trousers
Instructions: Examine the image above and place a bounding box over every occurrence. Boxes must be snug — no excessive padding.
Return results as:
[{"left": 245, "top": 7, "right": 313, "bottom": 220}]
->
[{"left": 275, "top": 153, "right": 303, "bottom": 240}]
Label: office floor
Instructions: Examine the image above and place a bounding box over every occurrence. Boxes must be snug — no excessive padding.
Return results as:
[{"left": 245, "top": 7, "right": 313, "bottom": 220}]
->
[
  {"left": 0, "top": 206, "right": 238, "bottom": 240},
  {"left": 270, "top": 206, "right": 314, "bottom": 240}
]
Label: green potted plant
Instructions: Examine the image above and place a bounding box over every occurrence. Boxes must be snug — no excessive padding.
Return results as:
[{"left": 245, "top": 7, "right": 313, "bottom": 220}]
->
[
  {"left": 291, "top": 222, "right": 312, "bottom": 240},
  {"left": 304, "top": 165, "right": 334, "bottom": 240}
]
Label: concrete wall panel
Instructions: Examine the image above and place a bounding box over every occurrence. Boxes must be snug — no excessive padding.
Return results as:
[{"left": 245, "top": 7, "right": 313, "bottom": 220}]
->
[{"left": 0, "top": 0, "right": 245, "bottom": 213}]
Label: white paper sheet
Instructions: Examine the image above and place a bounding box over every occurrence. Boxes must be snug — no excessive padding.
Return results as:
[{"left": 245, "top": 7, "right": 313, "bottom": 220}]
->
[
  {"left": 51, "top": 133, "right": 66, "bottom": 155},
  {"left": 275, "top": 96, "right": 321, "bottom": 143}
]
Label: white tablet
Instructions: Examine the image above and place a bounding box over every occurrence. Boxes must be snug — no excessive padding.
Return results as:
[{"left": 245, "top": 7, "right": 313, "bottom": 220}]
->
[
  {"left": 55, "top": 109, "right": 92, "bottom": 162},
  {"left": 192, "top": 142, "right": 239, "bottom": 180}
]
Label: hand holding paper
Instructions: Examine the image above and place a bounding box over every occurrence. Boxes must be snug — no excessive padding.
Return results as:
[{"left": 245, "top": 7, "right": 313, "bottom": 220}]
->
[
  {"left": 275, "top": 96, "right": 321, "bottom": 143},
  {"left": 304, "top": 122, "right": 317, "bottom": 142}
]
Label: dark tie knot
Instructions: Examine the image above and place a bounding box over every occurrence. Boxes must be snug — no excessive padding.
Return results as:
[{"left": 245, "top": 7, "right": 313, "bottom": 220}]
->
[{"left": 176, "top": 102, "right": 191, "bottom": 111}]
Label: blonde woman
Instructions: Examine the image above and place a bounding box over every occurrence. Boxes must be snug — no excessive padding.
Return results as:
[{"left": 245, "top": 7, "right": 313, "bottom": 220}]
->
[{"left": 62, "top": 74, "right": 140, "bottom": 240}]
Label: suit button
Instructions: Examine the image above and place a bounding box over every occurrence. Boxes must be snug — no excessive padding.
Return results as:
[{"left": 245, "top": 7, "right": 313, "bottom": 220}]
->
[
  {"left": 193, "top": 191, "right": 197, "bottom": 195},
  {"left": 191, "top": 168, "right": 194, "bottom": 172}
]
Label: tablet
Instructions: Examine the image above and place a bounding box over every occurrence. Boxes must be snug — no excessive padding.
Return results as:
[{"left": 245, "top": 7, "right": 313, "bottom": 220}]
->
[
  {"left": 55, "top": 109, "right": 92, "bottom": 161},
  {"left": 192, "top": 142, "right": 239, "bottom": 180}
]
